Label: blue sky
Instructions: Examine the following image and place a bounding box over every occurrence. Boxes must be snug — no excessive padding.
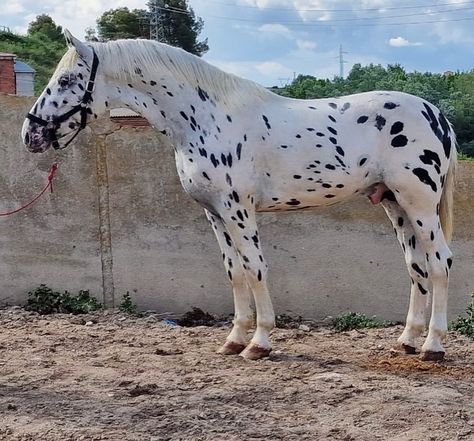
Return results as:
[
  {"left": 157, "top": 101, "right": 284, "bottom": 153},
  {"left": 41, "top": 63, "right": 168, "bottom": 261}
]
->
[{"left": 3, "top": 0, "right": 474, "bottom": 86}]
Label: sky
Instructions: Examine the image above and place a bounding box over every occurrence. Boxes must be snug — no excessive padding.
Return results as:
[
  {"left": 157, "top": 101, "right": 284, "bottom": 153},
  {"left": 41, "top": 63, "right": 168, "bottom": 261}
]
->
[{"left": 3, "top": 0, "right": 474, "bottom": 87}]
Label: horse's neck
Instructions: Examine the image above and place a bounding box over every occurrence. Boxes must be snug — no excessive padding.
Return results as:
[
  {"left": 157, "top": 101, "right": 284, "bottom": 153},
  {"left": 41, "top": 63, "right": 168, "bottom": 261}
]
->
[{"left": 105, "top": 73, "right": 207, "bottom": 144}]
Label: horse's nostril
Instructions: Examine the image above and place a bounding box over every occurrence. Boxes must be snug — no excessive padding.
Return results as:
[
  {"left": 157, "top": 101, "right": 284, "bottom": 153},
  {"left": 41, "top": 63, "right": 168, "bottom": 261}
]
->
[{"left": 24, "top": 133, "right": 30, "bottom": 144}]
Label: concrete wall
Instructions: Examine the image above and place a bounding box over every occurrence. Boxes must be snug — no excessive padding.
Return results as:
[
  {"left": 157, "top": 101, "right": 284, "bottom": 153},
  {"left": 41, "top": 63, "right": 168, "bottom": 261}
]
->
[{"left": 1, "top": 95, "right": 473, "bottom": 322}]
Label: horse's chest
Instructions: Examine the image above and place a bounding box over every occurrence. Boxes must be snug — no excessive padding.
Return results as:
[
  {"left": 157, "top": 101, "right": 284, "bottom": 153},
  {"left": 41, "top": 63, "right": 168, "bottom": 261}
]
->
[{"left": 174, "top": 151, "right": 221, "bottom": 206}]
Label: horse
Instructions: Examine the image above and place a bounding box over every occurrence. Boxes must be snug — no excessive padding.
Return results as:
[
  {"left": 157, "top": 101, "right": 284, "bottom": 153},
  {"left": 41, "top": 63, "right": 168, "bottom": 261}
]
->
[{"left": 22, "top": 30, "right": 457, "bottom": 361}]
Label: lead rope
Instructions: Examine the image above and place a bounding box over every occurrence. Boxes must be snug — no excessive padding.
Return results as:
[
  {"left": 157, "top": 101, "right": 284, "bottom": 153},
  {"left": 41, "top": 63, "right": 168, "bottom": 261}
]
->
[{"left": 0, "top": 163, "right": 58, "bottom": 217}]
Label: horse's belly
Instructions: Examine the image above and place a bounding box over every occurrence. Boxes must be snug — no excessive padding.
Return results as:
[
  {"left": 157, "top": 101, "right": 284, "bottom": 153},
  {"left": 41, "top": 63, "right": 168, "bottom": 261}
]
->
[{"left": 255, "top": 171, "right": 370, "bottom": 212}]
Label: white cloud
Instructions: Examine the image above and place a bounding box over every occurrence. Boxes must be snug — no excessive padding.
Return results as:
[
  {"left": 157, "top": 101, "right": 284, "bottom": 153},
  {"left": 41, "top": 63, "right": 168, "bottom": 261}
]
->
[
  {"left": 431, "top": 22, "right": 474, "bottom": 44},
  {"left": 256, "top": 61, "right": 293, "bottom": 77},
  {"left": 389, "top": 37, "right": 422, "bottom": 47},
  {"left": 4, "top": 0, "right": 148, "bottom": 39},
  {"left": 296, "top": 39, "right": 316, "bottom": 50},
  {"left": 258, "top": 23, "right": 293, "bottom": 38},
  {"left": 4, "top": 1, "right": 25, "bottom": 15}
]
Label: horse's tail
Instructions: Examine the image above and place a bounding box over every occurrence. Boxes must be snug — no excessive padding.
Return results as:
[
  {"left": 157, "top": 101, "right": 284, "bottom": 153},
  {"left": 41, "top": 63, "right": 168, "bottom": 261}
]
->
[{"left": 439, "top": 130, "right": 457, "bottom": 243}]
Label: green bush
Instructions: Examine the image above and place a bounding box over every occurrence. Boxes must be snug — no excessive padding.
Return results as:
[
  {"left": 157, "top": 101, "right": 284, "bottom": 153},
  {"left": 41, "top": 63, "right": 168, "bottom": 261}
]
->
[
  {"left": 330, "top": 312, "right": 394, "bottom": 332},
  {"left": 25, "top": 284, "right": 101, "bottom": 315},
  {"left": 450, "top": 294, "right": 474, "bottom": 339},
  {"left": 118, "top": 292, "right": 142, "bottom": 316}
]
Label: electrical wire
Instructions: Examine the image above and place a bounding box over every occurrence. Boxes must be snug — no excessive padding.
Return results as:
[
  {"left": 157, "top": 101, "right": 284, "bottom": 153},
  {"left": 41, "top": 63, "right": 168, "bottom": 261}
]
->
[
  {"left": 161, "top": 4, "right": 474, "bottom": 27},
  {"left": 194, "top": 0, "right": 474, "bottom": 13}
]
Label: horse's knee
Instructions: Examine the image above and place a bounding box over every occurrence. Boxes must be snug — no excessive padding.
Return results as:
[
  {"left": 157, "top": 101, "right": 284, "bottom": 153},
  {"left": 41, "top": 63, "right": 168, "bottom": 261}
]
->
[{"left": 233, "top": 314, "right": 253, "bottom": 330}]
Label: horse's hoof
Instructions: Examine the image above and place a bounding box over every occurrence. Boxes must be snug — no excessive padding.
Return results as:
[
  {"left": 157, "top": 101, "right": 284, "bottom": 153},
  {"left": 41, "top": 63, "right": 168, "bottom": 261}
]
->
[
  {"left": 240, "top": 344, "right": 271, "bottom": 360},
  {"left": 218, "top": 341, "right": 246, "bottom": 355},
  {"left": 420, "top": 350, "right": 445, "bottom": 361},
  {"left": 401, "top": 343, "right": 417, "bottom": 355}
]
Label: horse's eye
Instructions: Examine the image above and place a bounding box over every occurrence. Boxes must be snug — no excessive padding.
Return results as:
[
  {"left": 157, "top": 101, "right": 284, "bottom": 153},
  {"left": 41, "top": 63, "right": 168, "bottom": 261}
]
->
[
  {"left": 58, "top": 73, "right": 76, "bottom": 88},
  {"left": 58, "top": 75, "right": 70, "bottom": 87}
]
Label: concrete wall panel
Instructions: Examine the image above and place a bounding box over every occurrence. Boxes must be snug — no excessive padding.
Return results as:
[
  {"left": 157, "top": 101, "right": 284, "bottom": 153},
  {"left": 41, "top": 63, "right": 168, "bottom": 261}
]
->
[{"left": 1, "top": 96, "right": 473, "bottom": 321}]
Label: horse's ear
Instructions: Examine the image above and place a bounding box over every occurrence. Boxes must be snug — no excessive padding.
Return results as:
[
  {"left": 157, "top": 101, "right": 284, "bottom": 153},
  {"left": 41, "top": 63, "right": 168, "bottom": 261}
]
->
[{"left": 63, "top": 29, "right": 91, "bottom": 59}]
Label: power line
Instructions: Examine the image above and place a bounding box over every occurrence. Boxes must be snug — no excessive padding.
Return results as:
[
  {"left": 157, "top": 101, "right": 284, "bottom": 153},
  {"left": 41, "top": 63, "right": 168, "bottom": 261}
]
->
[
  {"left": 153, "top": 2, "right": 474, "bottom": 27},
  {"left": 214, "top": 5, "right": 474, "bottom": 24},
  {"left": 197, "top": 0, "right": 474, "bottom": 13},
  {"left": 203, "top": 13, "right": 474, "bottom": 27}
]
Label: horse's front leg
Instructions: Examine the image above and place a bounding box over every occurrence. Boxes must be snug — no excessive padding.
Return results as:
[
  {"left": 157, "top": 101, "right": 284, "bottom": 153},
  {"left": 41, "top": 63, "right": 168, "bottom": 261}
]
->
[
  {"left": 205, "top": 210, "right": 254, "bottom": 355},
  {"left": 217, "top": 207, "right": 275, "bottom": 360}
]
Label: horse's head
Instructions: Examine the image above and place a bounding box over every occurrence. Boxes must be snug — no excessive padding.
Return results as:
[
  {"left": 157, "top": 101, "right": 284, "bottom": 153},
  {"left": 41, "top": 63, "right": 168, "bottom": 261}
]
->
[{"left": 22, "top": 30, "right": 103, "bottom": 153}]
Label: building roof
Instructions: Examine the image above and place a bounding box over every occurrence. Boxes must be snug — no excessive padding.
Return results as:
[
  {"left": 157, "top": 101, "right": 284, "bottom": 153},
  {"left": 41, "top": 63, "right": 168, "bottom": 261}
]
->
[
  {"left": 0, "top": 52, "right": 16, "bottom": 59},
  {"left": 14, "top": 60, "right": 35, "bottom": 74},
  {"left": 109, "top": 108, "right": 150, "bottom": 127},
  {"left": 110, "top": 108, "right": 141, "bottom": 117}
]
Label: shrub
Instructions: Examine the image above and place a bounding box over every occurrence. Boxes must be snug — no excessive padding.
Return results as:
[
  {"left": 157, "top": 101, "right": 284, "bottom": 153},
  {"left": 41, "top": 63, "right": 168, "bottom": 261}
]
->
[
  {"left": 118, "top": 292, "right": 142, "bottom": 316},
  {"left": 330, "top": 312, "right": 394, "bottom": 332},
  {"left": 450, "top": 294, "right": 474, "bottom": 339},
  {"left": 25, "top": 284, "right": 101, "bottom": 315}
]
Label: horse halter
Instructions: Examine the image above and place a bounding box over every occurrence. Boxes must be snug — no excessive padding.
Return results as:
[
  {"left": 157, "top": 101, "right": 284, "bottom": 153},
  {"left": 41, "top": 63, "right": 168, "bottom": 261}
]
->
[{"left": 26, "top": 48, "right": 99, "bottom": 150}]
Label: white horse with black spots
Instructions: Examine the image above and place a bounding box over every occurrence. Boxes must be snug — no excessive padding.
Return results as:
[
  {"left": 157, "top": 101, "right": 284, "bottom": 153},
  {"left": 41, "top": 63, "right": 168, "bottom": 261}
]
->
[{"left": 22, "top": 31, "right": 456, "bottom": 361}]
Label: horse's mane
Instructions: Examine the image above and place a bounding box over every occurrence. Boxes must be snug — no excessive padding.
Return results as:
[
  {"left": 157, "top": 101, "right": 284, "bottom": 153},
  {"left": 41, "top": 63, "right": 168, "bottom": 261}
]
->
[{"left": 84, "top": 39, "right": 271, "bottom": 103}]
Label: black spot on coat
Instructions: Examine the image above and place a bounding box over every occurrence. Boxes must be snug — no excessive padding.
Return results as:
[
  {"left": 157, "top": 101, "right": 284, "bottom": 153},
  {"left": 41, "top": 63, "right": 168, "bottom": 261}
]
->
[
  {"left": 384, "top": 102, "right": 399, "bottom": 110},
  {"left": 412, "top": 167, "right": 437, "bottom": 192},
  {"left": 390, "top": 121, "right": 404, "bottom": 135},
  {"left": 375, "top": 115, "right": 386, "bottom": 131},
  {"left": 391, "top": 135, "right": 408, "bottom": 147}
]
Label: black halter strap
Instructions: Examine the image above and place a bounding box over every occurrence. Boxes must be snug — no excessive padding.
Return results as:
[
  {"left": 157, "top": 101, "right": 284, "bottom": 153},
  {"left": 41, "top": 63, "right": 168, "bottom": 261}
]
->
[{"left": 26, "top": 48, "right": 99, "bottom": 150}]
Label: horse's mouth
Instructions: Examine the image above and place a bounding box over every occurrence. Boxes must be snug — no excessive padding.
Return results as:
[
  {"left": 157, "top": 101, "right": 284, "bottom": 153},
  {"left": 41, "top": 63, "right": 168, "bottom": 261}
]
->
[
  {"left": 26, "top": 139, "right": 52, "bottom": 153},
  {"left": 23, "top": 130, "right": 54, "bottom": 153}
]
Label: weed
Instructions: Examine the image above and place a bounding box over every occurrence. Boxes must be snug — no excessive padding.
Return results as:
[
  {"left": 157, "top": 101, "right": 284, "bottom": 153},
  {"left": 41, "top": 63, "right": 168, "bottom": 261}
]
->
[
  {"left": 450, "top": 294, "right": 474, "bottom": 339},
  {"left": 25, "top": 284, "right": 101, "bottom": 315},
  {"left": 119, "top": 292, "right": 142, "bottom": 316},
  {"left": 330, "top": 312, "right": 395, "bottom": 332}
]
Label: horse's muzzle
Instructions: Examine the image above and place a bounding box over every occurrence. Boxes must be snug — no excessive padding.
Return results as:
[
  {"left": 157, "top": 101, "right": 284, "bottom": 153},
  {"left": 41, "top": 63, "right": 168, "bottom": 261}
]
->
[
  {"left": 22, "top": 120, "right": 55, "bottom": 153},
  {"left": 24, "top": 131, "right": 52, "bottom": 153}
]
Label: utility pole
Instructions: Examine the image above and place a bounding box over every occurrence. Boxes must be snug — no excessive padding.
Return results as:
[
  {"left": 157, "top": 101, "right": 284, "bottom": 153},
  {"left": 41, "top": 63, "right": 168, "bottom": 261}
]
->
[
  {"left": 147, "top": 0, "right": 166, "bottom": 41},
  {"left": 338, "top": 45, "right": 348, "bottom": 78}
]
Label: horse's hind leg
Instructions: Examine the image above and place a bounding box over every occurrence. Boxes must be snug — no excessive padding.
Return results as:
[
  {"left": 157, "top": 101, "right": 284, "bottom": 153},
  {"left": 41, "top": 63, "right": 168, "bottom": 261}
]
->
[
  {"left": 381, "top": 199, "right": 429, "bottom": 354},
  {"left": 394, "top": 197, "right": 453, "bottom": 361},
  {"left": 217, "top": 207, "right": 275, "bottom": 360},
  {"left": 206, "top": 210, "right": 254, "bottom": 355}
]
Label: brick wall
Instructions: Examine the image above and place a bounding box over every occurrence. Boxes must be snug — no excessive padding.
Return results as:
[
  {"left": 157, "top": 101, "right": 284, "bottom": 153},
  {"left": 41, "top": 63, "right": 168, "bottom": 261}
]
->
[{"left": 0, "top": 54, "right": 16, "bottom": 94}]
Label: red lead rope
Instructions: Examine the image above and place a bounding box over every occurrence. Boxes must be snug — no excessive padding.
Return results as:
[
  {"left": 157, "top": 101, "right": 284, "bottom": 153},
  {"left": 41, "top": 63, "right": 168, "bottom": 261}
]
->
[{"left": 0, "top": 163, "right": 58, "bottom": 217}]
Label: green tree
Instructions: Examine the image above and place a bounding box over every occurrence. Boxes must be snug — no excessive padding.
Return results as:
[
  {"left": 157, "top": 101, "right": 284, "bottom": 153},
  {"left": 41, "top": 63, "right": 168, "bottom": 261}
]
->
[
  {"left": 27, "top": 14, "right": 64, "bottom": 42},
  {"left": 96, "top": 7, "right": 148, "bottom": 40},
  {"left": 155, "top": 0, "right": 209, "bottom": 56},
  {"left": 94, "top": 1, "right": 209, "bottom": 56},
  {"left": 0, "top": 16, "right": 66, "bottom": 95}
]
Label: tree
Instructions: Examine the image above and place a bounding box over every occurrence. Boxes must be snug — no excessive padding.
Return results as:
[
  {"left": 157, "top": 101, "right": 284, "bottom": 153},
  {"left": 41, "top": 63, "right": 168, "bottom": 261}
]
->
[
  {"left": 27, "top": 14, "right": 64, "bottom": 42},
  {"left": 0, "top": 15, "right": 66, "bottom": 95},
  {"left": 154, "top": 0, "right": 209, "bottom": 56},
  {"left": 96, "top": 7, "right": 148, "bottom": 41},
  {"left": 94, "top": 1, "right": 209, "bottom": 56}
]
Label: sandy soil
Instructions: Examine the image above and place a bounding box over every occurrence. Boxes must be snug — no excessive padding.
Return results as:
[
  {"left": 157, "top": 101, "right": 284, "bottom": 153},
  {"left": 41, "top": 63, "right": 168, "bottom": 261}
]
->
[{"left": 0, "top": 307, "right": 472, "bottom": 441}]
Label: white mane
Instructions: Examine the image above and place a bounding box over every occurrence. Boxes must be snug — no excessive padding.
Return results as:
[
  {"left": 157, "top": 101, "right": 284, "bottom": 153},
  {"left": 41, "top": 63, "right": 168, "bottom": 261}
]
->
[{"left": 89, "top": 39, "right": 271, "bottom": 103}]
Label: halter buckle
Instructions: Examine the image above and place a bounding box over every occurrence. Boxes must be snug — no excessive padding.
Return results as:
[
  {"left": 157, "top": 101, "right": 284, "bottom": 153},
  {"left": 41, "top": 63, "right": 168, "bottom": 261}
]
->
[{"left": 86, "top": 80, "right": 95, "bottom": 93}]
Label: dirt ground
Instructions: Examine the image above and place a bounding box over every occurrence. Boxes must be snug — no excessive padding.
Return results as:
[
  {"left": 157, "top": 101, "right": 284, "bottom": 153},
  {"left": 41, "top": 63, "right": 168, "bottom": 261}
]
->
[{"left": 0, "top": 307, "right": 472, "bottom": 441}]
